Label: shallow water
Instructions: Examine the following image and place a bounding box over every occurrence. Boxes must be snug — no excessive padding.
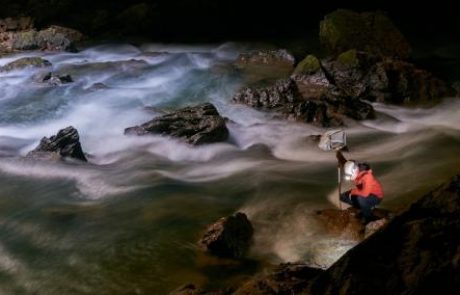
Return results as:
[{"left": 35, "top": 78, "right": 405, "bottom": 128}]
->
[{"left": 0, "top": 43, "right": 459, "bottom": 294}]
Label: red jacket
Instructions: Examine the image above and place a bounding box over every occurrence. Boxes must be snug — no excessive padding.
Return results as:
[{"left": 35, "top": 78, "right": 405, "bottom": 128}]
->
[{"left": 350, "top": 170, "right": 383, "bottom": 198}]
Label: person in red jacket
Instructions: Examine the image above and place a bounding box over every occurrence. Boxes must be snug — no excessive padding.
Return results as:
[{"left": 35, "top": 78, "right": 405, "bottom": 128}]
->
[{"left": 340, "top": 160, "right": 384, "bottom": 224}]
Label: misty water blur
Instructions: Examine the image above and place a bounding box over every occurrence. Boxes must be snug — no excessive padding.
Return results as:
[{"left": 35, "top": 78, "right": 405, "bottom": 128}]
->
[{"left": 0, "top": 43, "right": 459, "bottom": 293}]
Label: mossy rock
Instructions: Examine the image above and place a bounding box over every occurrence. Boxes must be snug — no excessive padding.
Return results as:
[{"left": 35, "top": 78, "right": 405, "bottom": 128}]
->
[
  {"left": 320, "top": 9, "right": 411, "bottom": 58},
  {"left": 294, "top": 54, "right": 321, "bottom": 74},
  {"left": 337, "top": 49, "right": 359, "bottom": 67},
  {"left": 0, "top": 56, "right": 51, "bottom": 72}
]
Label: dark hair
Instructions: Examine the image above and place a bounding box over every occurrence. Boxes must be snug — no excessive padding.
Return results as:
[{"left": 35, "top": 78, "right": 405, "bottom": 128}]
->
[{"left": 358, "top": 162, "right": 371, "bottom": 171}]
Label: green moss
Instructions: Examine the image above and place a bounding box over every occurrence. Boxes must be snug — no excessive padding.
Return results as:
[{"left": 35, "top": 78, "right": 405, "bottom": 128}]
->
[
  {"left": 338, "top": 49, "right": 359, "bottom": 67},
  {"left": 319, "top": 9, "right": 410, "bottom": 58},
  {"left": 294, "top": 54, "right": 321, "bottom": 74}
]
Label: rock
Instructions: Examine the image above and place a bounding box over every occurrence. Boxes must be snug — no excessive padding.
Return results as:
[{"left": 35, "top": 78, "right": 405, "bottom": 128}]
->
[
  {"left": 364, "top": 218, "right": 388, "bottom": 238},
  {"left": 304, "top": 175, "right": 460, "bottom": 295},
  {"left": 314, "top": 207, "right": 392, "bottom": 241},
  {"left": 124, "top": 103, "right": 229, "bottom": 145},
  {"left": 320, "top": 50, "right": 381, "bottom": 98},
  {"left": 326, "top": 96, "right": 375, "bottom": 121},
  {"left": 319, "top": 9, "right": 411, "bottom": 58},
  {"left": 365, "top": 60, "right": 456, "bottom": 104},
  {"left": 39, "top": 72, "right": 73, "bottom": 85},
  {"left": 293, "top": 52, "right": 454, "bottom": 106},
  {"left": 0, "top": 57, "right": 51, "bottom": 72},
  {"left": 234, "top": 263, "right": 324, "bottom": 295},
  {"left": 198, "top": 212, "right": 253, "bottom": 259},
  {"left": 26, "top": 126, "right": 87, "bottom": 162},
  {"left": 0, "top": 25, "right": 83, "bottom": 52},
  {"left": 87, "top": 82, "right": 108, "bottom": 91},
  {"left": 314, "top": 208, "right": 366, "bottom": 241},
  {"left": 236, "top": 49, "right": 295, "bottom": 68},
  {"left": 35, "top": 25, "right": 83, "bottom": 51},
  {"left": 0, "top": 17, "right": 34, "bottom": 32},
  {"left": 294, "top": 54, "right": 321, "bottom": 75},
  {"left": 233, "top": 78, "right": 302, "bottom": 109},
  {"left": 232, "top": 78, "right": 338, "bottom": 127},
  {"left": 169, "top": 284, "right": 232, "bottom": 295},
  {"left": 169, "top": 284, "right": 234, "bottom": 295},
  {"left": 235, "top": 49, "right": 295, "bottom": 83},
  {"left": 169, "top": 284, "right": 203, "bottom": 295},
  {"left": 233, "top": 78, "right": 375, "bottom": 127},
  {"left": 291, "top": 70, "right": 331, "bottom": 100}
]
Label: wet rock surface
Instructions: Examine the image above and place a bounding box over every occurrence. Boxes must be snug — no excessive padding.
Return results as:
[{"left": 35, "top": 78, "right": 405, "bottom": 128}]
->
[
  {"left": 233, "top": 263, "right": 323, "bottom": 295},
  {"left": 125, "top": 103, "right": 229, "bottom": 145},
  {"left": 198, "top": 212, "right": 254, "bottom": 259},
  {"left": 26, "top": 126, "right": 87, "bottom": 161}
]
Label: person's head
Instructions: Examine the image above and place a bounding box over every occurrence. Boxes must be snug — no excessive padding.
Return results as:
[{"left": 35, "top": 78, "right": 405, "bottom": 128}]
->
[
  {"left": 344, "top": 161, "right": 371, "bottom": 180},
  {"left": 357, "top": 162, "right": 371, "bottom": 172}
]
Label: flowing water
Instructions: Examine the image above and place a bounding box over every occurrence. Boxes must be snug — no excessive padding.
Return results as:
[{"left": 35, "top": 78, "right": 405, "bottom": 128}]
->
[{"left": 0, "top": 43, "right": 459, "bottom": 294}]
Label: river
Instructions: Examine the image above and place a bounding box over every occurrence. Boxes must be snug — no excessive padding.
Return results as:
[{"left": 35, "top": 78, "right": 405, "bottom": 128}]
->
[{"left": 0, "top": 43, "right": 459, "bottom": 294}]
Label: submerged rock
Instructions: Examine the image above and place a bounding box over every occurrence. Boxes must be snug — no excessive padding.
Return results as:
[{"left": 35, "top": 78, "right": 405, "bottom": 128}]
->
[
  {"left": 39, "top": 72, "right": 74, "bottom": 85},
  {"left": 0, "top": 57, "right": 51, "bottom": 72},
  {"left": 27, "top": 126, "right": 87, "bottom": 162},
  {"left": 198, "top": 212, "right": 254, "bottom": 259},
  {"left": 124, "top": 103, "right": 229, "bottom": 145}
]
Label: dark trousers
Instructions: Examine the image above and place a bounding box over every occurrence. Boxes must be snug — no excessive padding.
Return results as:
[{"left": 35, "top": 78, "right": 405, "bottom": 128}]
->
[{"left": 340, "top": 190, "right": 381, "bottom": 221}]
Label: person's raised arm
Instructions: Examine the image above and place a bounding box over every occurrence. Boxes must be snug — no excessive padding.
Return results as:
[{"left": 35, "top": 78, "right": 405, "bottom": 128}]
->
[{"left": 336, "top": 150, "right": 347, "bottom": 168}]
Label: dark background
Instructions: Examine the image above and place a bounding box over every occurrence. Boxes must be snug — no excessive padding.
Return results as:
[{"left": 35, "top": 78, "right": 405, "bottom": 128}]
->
[{"left": 1, "top": 0, "right": 458, "bottom": 43}]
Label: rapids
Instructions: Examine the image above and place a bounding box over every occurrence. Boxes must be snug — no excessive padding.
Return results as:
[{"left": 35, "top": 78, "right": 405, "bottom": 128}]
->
[{"left": 0, "top": 43, "right": 459, "bottom": 293}]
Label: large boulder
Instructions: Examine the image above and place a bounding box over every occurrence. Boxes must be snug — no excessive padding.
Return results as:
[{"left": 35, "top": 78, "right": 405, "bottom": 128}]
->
[
  {"left": 319, "top": 9, "right": 411, "bottom": 58},
  {"left": 232, "top": 78, "right": 374, "bottom": 127},
  {"left": 198, "top": 212, "right": 254, "bottom": 259},
  {"left": 26, "top": 126, "right": 87, "bottom": 161},
  {"left": 320, "top": 50, "right": 381, "bottom": 98},
  {"left": 0, "top": 25, "right": 83, "bottom": 52},
  {"left": 124, "top": 103, "right": 229, "bottom": 145},
  {"left": 232, "top": 78, "right": 337, "bottom": 127},
  {"left": 293, "top": 51, "right": 455, "bottom": 106}
]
